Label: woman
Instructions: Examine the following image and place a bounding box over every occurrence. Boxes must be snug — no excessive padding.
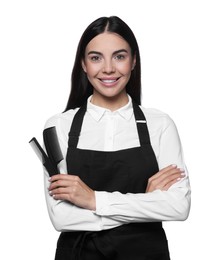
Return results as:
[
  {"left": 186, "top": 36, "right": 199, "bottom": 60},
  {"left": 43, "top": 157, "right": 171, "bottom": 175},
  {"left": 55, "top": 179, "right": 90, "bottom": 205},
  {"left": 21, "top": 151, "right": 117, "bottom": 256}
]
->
[{"left": 44, "top": 16, "right": 191, "bottom": 260}]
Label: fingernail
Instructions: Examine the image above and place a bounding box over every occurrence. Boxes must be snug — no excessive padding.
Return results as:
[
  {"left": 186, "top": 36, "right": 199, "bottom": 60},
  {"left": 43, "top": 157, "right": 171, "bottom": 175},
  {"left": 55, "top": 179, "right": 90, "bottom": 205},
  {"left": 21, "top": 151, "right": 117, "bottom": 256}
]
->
[{"left": 172, "top": 164, "right": 177, "bottom": 168}]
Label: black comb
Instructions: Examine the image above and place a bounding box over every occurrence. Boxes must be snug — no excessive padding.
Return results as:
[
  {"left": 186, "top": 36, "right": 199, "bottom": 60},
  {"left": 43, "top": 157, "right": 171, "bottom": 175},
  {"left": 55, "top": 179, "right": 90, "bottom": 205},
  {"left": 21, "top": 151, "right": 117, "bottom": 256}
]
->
[
  {"left": 29, "top": 137, "right": 57, "bottom": 176},
  {"left": 43, "top": 127, "right": 64, "bottom": 174}
]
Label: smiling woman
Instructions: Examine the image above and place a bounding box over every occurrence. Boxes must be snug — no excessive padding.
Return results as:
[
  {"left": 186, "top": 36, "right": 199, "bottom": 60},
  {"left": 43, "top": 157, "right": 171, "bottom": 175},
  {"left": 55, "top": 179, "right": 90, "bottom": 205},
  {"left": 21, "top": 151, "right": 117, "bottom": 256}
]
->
[
  {"left": 81, "top": 32, "right": 136, "bottom": 110},
  {"left": 65, "top": 16, "right": 141, "bottom": 110},
  {"left": 43, "top": 16, "right": 191, "bottom": 260}
]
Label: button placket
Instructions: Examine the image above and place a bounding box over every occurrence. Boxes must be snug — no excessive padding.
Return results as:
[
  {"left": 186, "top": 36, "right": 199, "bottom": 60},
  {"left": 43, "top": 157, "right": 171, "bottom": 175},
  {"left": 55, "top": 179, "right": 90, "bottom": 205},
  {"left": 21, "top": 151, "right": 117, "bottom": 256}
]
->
[{"left": 104, "top": 113, "right": 115, "bottom": 150}]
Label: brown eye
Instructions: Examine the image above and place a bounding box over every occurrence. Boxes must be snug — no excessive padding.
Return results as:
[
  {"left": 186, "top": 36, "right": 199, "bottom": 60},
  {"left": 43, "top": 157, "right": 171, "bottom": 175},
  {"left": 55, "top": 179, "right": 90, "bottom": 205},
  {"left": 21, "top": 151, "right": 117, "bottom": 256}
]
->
[
  {"left": 115, "top": 54, "right": 125, "bottom": 60},
  {"left": 90, "top": 56, "right": 101, "bottom": 62}
]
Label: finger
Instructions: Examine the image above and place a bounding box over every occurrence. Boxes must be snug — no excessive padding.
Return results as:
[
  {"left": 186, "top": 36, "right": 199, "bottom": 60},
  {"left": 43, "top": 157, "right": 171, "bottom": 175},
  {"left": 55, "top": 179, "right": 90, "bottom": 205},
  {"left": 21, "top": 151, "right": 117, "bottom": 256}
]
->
[
  {"left": 159, "top": 168, "right": 185, "bottom": 182},
  {"left": 49, "top": 180, "right": 71, "bottom": 191},
  {"left": 49, "top": 175, "right": 81, "bottom": 189},
  {"left": 147, "top": 169, "right": 185, "bottom": 192},
  {"left": 53, "top": 185, "right": 76, "bottom": 195},
  {"left": 157, "top": 167, "right": 184, "bottom": 182},
  {"left": 162, "top": 177, "right": 183, "bottom": 191},
  {"left": 149, "top": 167, "right": 184, "bottom": 187},
  {"left": 50, "top": 186, "right": 68, "bottom": 195},
  {"left": 49, "top": 174, "right": 79, "bottom": 182},
  {"left": 150, "top": 165, "right": 178, "bottom": 180},
  {"left": 48, "top": 174, "right": 63, "bottom": 182},
  {"left": 160, "top": 172, "right": 185, "bottom": 189},
  {"left": 52, "top": 193, "right": 70, "bottom": 201}
]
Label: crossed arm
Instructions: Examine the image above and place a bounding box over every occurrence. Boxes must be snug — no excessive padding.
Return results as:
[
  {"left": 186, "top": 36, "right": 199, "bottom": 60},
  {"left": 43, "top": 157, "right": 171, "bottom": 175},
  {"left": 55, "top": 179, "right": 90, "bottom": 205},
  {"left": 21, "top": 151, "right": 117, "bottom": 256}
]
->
[
  {"left": 48, "top": 164, "right": 185, "bottom": 211},
  {"left": 44, "top": 163, "right": 190, "bottom": 232}
]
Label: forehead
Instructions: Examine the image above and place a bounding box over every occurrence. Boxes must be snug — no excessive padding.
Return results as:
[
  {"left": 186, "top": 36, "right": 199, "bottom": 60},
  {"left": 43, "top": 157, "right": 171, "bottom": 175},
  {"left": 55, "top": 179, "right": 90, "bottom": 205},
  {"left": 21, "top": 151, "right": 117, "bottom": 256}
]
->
[{"left": 85, "top": 32, "right": 131, "bottom": 53}]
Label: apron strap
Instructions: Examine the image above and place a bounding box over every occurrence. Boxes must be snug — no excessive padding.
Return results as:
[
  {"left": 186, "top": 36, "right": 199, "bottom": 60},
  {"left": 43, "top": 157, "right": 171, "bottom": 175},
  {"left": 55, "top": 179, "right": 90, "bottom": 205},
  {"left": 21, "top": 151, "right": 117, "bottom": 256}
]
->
[
  {"left": 132, "top": 101, "right": 151, "bottom": 146},
  {"left": 68, "top": 103, "right": 87, "bottom": 148},
  {"left": 68, "top": 100, "right": 151, "bottom": 148}
]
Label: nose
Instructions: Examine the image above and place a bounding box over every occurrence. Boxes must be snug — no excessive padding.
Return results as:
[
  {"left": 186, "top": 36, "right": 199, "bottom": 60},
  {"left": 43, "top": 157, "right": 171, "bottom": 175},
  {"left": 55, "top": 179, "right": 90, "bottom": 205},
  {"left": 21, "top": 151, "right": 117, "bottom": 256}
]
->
[{"left": 102, "top": 59, "right": 115, "bottom": 74}]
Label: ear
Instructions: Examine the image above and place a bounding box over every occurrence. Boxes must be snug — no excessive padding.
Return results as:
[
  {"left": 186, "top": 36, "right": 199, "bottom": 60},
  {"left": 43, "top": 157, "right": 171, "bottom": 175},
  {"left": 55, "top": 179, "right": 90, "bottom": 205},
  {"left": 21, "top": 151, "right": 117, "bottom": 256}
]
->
[
  {"left": 131, "top": 54, "right": 136, "bottom": 70},
  {"left": 81, "top": 59, "right": 87, "bottom": 73}
]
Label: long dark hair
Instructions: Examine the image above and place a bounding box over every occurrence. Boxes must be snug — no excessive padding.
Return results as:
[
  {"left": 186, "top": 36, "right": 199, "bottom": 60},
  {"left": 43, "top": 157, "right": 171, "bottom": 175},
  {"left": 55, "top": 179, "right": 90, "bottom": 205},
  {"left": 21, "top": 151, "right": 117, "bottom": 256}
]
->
[{"left": 65, "top": 16, "right": 141, "bottom": 111}]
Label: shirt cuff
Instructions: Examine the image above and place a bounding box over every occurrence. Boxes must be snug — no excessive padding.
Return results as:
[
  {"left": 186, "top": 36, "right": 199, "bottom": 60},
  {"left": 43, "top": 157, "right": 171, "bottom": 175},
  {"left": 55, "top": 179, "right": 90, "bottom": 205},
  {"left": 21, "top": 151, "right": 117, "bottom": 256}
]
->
[{"left": 94, "top": 191, "right": 112, "bottom": 215}]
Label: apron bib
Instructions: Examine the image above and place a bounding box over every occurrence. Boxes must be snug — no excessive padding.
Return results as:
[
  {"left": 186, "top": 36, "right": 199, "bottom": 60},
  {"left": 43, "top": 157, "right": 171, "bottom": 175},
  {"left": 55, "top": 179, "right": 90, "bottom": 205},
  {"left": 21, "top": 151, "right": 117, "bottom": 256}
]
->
[{"left": 55, "top": 101, "right": 170, "bottom": 260}]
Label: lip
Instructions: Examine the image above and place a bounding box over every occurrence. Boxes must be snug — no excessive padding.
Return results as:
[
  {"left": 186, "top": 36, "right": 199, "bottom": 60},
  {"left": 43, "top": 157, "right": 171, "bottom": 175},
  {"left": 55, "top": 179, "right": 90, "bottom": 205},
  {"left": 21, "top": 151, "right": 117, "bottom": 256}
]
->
[{"left": 98, "top": 77, "right": 120, "bottom": 87}]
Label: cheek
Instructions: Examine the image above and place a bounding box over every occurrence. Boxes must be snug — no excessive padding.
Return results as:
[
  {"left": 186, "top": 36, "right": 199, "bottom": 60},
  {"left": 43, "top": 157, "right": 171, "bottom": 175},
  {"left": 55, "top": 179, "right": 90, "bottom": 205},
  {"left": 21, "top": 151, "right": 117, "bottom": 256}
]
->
[
  {"left": 116, "top": 61, "right": 133, "bottom": 74},
  {"left": 85, "top": 64, "right": 100, "bottom": 76}
]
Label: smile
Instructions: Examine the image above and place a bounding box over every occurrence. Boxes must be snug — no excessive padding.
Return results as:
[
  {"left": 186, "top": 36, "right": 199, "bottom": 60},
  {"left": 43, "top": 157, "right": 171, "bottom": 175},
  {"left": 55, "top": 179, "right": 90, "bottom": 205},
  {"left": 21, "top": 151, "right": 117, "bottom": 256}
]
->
[
  {"left": 101, "top": 79, "right": 117, "bottom": 83},
  {"left": 98, "top": 77, "right": 120, "bottom": 86},
  {"left": 99, "top": 77, "right": 120, "bottom": 82}
]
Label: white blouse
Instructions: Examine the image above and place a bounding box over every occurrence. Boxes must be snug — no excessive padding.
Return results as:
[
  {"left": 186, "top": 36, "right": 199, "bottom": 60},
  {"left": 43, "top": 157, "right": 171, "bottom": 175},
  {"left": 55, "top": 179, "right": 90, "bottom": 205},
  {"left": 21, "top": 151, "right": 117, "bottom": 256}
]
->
[{"left": 44, "top": 95, "right": 191, "bottom": 232}]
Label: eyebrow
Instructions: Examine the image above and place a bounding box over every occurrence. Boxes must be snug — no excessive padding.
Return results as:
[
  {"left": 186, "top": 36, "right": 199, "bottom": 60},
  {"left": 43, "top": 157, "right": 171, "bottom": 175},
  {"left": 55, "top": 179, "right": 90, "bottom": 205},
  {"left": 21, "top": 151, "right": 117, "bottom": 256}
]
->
[{"left": 87, "top": 49, "right": 128, "bottom": 56}]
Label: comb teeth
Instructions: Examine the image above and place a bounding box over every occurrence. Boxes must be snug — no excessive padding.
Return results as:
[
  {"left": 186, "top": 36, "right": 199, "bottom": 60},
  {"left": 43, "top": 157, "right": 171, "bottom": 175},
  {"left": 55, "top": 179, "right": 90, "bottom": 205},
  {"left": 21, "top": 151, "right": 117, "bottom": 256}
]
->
[
  {"left": 29, "top": 137, "right": 57, "bottom": 176},
  {"left": 29, "top": 137, "right": 46, "bottom": 164}
]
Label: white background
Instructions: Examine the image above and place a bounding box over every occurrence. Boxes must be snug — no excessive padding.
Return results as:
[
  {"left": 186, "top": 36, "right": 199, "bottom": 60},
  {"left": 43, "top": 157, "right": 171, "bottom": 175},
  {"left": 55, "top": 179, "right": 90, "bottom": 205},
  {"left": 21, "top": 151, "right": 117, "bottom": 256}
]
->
[{"left": 1, "top": 0, "right": 220, "bottom": 259}]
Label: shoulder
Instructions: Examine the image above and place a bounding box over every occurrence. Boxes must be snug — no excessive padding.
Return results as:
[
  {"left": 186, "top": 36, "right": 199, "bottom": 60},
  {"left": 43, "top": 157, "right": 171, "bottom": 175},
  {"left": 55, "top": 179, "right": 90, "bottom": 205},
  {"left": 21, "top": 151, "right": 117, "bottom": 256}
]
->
[
  {"left": 44, "top": 108, "right": 80, "bottom": 130},
  {"left": 139, "top": 105, "right": 176, "bottom": 133}
]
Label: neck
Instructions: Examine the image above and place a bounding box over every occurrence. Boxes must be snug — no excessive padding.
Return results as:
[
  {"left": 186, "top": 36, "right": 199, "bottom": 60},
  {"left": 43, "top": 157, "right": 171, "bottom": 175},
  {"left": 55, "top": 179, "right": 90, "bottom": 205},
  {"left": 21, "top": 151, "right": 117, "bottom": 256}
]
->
[{"left": 91, "top": 92, "right": 129, "bottom": 111}]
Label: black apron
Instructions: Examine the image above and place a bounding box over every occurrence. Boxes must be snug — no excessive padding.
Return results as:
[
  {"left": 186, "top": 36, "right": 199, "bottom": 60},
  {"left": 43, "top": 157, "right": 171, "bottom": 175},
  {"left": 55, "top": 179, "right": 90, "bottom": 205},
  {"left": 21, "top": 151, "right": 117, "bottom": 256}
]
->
[{"left": 55, "top": 101, "right": 170, "bottom": 260}]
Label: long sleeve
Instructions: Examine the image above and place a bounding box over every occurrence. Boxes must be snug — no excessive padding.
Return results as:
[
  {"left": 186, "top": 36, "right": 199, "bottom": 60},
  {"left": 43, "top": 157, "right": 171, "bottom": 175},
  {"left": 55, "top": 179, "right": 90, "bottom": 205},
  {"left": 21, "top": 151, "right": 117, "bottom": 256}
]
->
[
  {"left": 44, "top": 168, "right": 124, "bottom": 231},
  {"left": 43, "top": 113, "right": 124, "bottom": 232},
  {"left": 94, "top": 115, "right": 191, "bottom": 223}
]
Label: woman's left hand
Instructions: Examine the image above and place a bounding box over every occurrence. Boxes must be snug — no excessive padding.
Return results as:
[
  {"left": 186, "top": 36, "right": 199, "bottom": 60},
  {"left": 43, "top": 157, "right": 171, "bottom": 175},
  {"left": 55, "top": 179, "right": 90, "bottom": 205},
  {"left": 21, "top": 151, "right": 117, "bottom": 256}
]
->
[{"left": 48, "top": 174, "right": 96, "bottom": 211}]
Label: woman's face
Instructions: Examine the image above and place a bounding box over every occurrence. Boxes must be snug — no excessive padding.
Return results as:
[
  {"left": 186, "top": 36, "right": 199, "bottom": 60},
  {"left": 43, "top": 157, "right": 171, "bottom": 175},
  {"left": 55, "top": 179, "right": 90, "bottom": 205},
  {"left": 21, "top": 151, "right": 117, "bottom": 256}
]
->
[{"left": 82, "top": 32, "right": 136, "bottom": 103}]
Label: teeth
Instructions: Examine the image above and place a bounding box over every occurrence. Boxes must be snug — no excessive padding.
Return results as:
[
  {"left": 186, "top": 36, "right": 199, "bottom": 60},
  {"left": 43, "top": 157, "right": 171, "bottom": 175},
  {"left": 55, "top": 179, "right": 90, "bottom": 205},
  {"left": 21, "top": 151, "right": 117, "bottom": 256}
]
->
[{"left": 101, "top": 79, "right": 117, "bottom": 83}]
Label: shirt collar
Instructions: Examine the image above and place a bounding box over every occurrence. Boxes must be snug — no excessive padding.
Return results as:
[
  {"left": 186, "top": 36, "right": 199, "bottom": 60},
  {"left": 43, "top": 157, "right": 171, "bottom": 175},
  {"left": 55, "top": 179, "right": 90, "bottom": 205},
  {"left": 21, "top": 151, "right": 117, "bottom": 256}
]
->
[{"left": 87, "top": 95, "right": 133, "bottom": 122}]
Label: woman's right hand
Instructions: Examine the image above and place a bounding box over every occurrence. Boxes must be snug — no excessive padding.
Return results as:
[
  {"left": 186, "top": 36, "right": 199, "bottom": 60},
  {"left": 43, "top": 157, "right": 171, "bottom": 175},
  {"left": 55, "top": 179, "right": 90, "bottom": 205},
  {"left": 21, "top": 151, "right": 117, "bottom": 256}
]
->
[{"left": 146, "top": 165, "right": 185, "bottom": 193}]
